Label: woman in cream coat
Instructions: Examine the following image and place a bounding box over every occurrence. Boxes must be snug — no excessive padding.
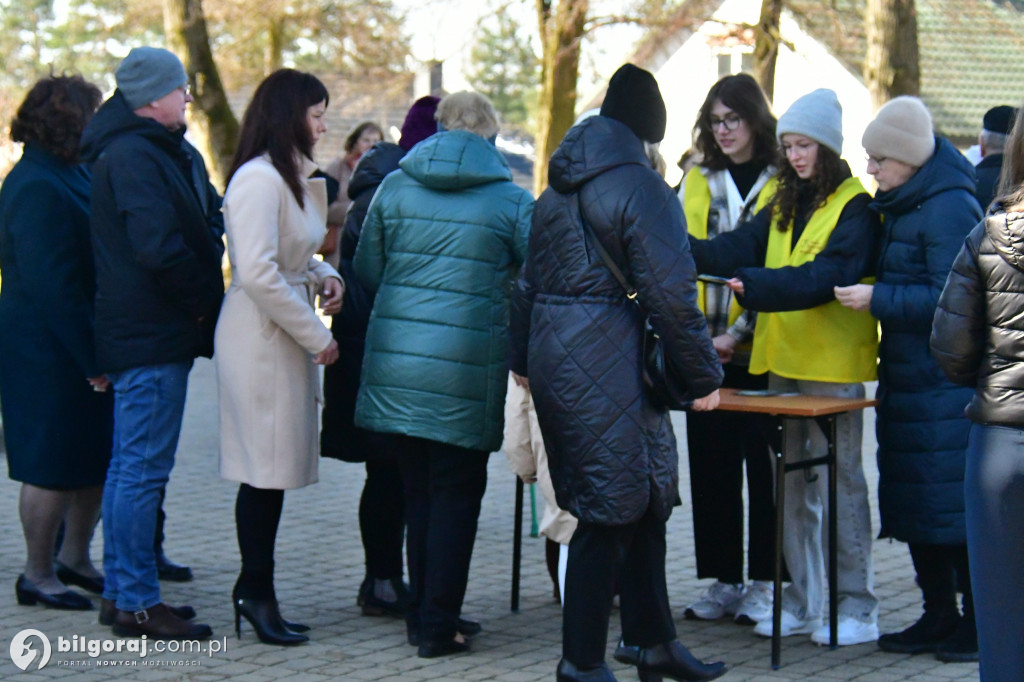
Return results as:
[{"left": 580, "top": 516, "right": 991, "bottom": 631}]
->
[{"left": 216, "top": 69, "right": 342, "bottom": 646}]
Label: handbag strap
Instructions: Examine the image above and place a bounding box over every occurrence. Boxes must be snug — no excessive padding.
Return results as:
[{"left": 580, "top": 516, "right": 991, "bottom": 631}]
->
[{"left": 575, "top": 192, "right": 638, "bottom": 301}]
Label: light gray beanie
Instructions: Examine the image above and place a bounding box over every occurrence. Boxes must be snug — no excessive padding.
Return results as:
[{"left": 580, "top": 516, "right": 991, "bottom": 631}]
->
[
  {"left": 115, "top": 47, "right": 188, "bottom": 110},
  {"left": 862, "top": 96, "right": 935, "bottom": 167},
  {"left": 777, "top": 88, "right": 844, "bottom": 155}
]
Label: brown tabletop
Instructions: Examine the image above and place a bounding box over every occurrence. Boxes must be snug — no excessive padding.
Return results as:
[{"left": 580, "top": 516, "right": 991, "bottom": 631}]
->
[{"left": 715, "top": 387, "right": 877, "bottom": 417}]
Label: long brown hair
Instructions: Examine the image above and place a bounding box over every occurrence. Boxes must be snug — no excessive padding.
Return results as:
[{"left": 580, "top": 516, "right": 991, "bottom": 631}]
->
[
  {"left": 997, "top": 104, "right": 1024, "bottom": 210},
  {"left": 771, "top": 144, "right": 847, "bottom": 231},
  {"left": 227, "top": 69, "right": 329, "bottom": 208},
  {"left": 694, "top": 73, "right": 777, "bottom": 171}
]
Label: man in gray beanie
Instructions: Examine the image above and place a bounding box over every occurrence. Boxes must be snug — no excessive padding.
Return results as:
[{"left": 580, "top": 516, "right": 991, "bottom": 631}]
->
[{"left": 79, "top": 46, "right": 225, "bottom": 641}]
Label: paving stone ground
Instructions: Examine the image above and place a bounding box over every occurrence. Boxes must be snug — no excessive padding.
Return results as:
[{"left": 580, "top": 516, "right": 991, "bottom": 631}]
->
[{"left": 0, "top": 359, "right": 980, "bottom": 681}]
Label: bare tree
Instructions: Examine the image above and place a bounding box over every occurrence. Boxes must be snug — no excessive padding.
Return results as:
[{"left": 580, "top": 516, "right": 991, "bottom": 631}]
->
[
  {"left": 864, "top": 0, "right": 920, "bottom": 110},
  {"left": 164, "top": 0, "right": 239, "bottom": 190}
]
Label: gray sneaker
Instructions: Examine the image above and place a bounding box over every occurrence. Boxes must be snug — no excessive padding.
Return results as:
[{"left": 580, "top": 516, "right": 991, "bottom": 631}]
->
[
  {"left": 684, "top": 582, "right": 744, "bottom": 620},
  {"left": 734, "top": 580, "right": 773, "bottom": 624}
]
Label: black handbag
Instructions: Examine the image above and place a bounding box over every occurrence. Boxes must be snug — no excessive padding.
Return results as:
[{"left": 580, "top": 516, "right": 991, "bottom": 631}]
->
[{"left": 575, "top": 196, "right": 691, "bottom": 411}]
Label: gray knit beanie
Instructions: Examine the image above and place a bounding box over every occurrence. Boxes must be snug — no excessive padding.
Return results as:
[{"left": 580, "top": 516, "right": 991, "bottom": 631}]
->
[
  {"left": 862, "top": 96, "right": 935, "bottom": 167},
  {"left": 777, "top": 88, "right": 844, "bottom": 155},
  {"left": 115, "top": 47, "right": 188, "bottom": 110}
]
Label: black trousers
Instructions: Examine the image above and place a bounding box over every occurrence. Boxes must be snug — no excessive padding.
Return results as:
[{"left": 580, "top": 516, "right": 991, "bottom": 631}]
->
[
  {"left": 686, "top": 363, "right": 777, "bottom": 583},
  {"left": 909, "top": 542, "right": 973, "bottom": 618},
  {"left": 360, "top": 457, "right": 405, "bottom": 579},
  {"left": 562, "top": 506, "right": 677, "bottom": 668},
  {"left": 395, "top": 435, "right": 489, "bottom": 643}
]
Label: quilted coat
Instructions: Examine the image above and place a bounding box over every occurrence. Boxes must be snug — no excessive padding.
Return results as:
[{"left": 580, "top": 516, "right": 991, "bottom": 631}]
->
[
  {"left": 871, "top": 137, "right": 982, "bottom": 544},
  {"left": 932, "top": 209, "right": 1024, "bottom": 427},
  {"left": 509, "top": 116, "right": 722, "bottom": 527},
  {"left": 353, "top": 130, "right": 533, "bottom": 453}
]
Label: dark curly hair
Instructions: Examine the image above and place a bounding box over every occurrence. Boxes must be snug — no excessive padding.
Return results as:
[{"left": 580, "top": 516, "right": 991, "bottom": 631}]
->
[
  {"left": 694, "top": 73, "right": 777, "bottom": 171},
  {"left": 228, "top": 69, "right": 329, "bottom": 209},
  {"left": 10, "top": 75, "right": 102, "bottom": 163},
  {"left": 771, "top": 144, "right": 847, "bottom": 231}
]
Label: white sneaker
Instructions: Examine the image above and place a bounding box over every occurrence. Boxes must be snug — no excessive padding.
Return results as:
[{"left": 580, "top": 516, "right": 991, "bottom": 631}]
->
[
  {"left": 683, "top": 582, "right": 744, "bottom": 620},
  {"left": 753, "top": 609, "right": 822, "bottom": 638},
  {"left": 734, "top": 581, "right": 773, "bottom": 624},
  {"left": 810, "top": 617, "right": 879, "bottom": 646}
]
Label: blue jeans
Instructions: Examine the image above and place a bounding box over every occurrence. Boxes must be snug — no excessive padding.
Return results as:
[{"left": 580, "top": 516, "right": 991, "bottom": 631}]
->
[
  {"left": 966, "top": 424, "right": 1024, "bottom": 682},
  {"left": 102, "top": 361, "right": 192, "bottom": 612}
]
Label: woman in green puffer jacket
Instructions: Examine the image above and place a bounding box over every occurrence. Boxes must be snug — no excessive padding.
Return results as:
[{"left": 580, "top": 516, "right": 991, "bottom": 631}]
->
[{"left": 353, "top": 91, "right": 533, "bottom": 659}]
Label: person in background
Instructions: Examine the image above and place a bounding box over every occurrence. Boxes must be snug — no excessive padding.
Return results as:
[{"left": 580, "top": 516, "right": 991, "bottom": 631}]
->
[
  {"left": 511, "top": 63, "right": 726, "bottom": 682},
  {"left": 216, "top": 69, "right": 343, "bottom": 646},
  {"left": 321, "top": 121, "right": 383, "bottom": 268},
  {"left": 974, "top": 105, "right": 1015, "bottom": 212},
  {"left": 836, "top": 96, "right": 982, "bottom": 662},
  {"left": 320, "top": 96, "right": 440, "bottom": 619},
  {"left": 931, "top": 102, "right": 1024, "bottom": 682},
  {"left": 0, "top": 75, "right": 108, "bottom": 612},
  {"left": 81, "top": 46, "right": 224, "bottom": 641},
  {"left": 689, "top": 88, "right": 880, "bottom": 647},
  {"left": 679, "top": 72, "right": 780, "bottom": 627},
  {"left": 354, "top": 91, "right": 532, "bottom": 659}
]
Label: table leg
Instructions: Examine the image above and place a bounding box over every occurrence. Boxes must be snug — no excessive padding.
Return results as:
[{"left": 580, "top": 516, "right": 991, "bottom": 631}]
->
[
  {"left": 772, "top": 420, "right": 786, "bottom": 670},
  {"left": 828, "top": 415, "right": 838, "bottom": 649},
  {"left": 512, "top": 476, "right": 523, "bottom": 612}
]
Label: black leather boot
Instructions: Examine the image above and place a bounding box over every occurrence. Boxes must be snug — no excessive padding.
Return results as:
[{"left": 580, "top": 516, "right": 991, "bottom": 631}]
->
[
  {"left": 878, "top": 606, "right": 960, "bottom": 654},
  {"left": 234, "top": 597, "right": 308, "bottom": 646},
  {"left": 635, "top": 641, "right": 727, "bottom": 682},
  {"left": 555, "top": 658, "right": 618, "bottom": 682}
]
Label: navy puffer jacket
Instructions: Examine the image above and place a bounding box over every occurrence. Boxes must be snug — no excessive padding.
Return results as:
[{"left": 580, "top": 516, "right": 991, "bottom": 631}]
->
[
  {"left": 510, "top": 116, "right": 722, "bottom": 526},
  {"left": 870, "top": 137, "right": 982, "bottom": 544}
]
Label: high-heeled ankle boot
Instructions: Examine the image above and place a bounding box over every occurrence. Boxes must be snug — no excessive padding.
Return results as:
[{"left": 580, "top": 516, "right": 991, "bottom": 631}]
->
[
  {"left": 556, "top": 658, "right": 618, "bottom": 682},
  {"left": 635, "top": 641, "right": 727, "bottom": 682},
  {"left": 233, "top": 597, "right": 308, "bottom": 646}
]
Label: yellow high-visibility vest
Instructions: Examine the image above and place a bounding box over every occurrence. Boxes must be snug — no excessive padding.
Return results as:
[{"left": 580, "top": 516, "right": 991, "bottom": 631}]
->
[{"left": 748, "top": 176, "right": 879, "bottom": 383}]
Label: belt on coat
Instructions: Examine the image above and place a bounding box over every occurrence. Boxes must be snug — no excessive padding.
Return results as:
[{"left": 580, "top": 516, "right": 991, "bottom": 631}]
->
[{"left": 279, "top": 269, "right": 319, "bottom": 308}]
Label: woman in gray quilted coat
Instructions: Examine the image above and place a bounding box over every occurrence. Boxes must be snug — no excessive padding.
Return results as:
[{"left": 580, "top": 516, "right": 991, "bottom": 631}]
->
[{"left": 510, "top": 64, "right": 726, "bottom": 682}]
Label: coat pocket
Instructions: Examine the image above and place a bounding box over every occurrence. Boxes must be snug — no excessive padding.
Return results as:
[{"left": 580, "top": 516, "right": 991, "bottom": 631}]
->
[{"left": 258, "top": 311, "right": 280, "bottom": 340}]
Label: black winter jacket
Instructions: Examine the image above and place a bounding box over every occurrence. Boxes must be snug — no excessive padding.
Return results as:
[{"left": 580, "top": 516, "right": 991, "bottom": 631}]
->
[
  {"left": 871, "top": 137, "right": 981, "bottom": 544},
  {"left": 510, "top": 116, "right": 722, "bottom": 526},
  {"left": 321, "top": 141, "right": 405, "bottom": 462},
  {"left": 932, "top": 209, "right": 1024, "bottom": 427},
  {"left": 80, "top": 91, "right": 225, "bottom": 372},
  {"left": 974, "top": 153, "right": 1002, "bottom": 213}
]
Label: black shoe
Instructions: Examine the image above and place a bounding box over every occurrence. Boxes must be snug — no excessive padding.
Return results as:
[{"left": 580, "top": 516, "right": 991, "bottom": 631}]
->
[
  {"left": 417, "top": 637, "right": 469, "bottom": 658},
  {"left": 878, "top": 607, "right": 960, "bottom": 655},
  {"left": 556, "top": 659, "right": 618, "bottom": 682},
  {"left": 935, "top": 617, "right": 979, "bottom": 663},
  {"left": 407, "top": 617, "right": 481, "bottom": 645},
  {"left": 112, "top": 603, "right": 211, "bottom": 641},
  {"left": 636, "top": 640, "right": 727, "bottom": 682},
  {"left": 99, "top": 598, "right": 195, "bottom": 626},
  {"left": 54, "top": 562, "right": 104, "bottom": 595},
  {"left": 613, "top": 639, "right": 641, "bottom": 665},
  {"left": 357, "top": 576, "right": 409, "bottom": 617},
  {"left": 155, "top": 552, "right": 193, "bottom": 582},
  {"left": 234, "top": 597, "right": 308, "bottom": 646},
  {"left": 15, "top": 575, "right": 92, "bottom": 610}
]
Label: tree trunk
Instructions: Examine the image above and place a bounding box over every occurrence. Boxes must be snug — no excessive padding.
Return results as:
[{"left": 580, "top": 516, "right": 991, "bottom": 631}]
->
[
  {"left": 863, "top": 0, "right": 920, "bottom": 110},
  {"left": 534, "top": 0, "right": 588, "bottom": 197},
  {"left": 752, "top": 0, "right": 783, "bottom": 102},
  {"left": 163, "top": 0, "right": 240, "bottom": 190},
  {"left": 266, "top": 16, "right": 285, "bottom": 75}
]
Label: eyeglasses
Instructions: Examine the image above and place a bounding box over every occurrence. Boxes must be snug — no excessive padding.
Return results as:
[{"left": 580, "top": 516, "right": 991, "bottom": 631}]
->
[
  {"left": 865, "top": 154, "right": 887, "bottom": 167},
  {"left": 709, "top": 114, "right": 742, "bottom": 132},
  {"left": 180, "top": 84, "right": 192, "bottom": 97}
]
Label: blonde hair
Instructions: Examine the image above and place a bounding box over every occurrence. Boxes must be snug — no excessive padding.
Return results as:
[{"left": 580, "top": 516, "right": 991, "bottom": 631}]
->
[{"left": 436, "top": 91, "right": 500, "bottom": 139}]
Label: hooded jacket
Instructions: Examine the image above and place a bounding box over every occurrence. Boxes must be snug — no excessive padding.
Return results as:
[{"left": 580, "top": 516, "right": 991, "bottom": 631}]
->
[
  {"left": 509, "top": 116, "right": 722, "bottom": 526},
  {"left": 932, "top": 209, "right": 1024, "bottom": 427},
  {"left": 353, "top": 130, "right": 533, "bottom": 452},
  {"left": 321, "top": 140, "right": 405, "bottom": 462},
  {"left": 871, "top": 137, "right": 982, "bottom": 544},
  {"left": 80, "top": 90, "right": 224, "bottom": 372}
]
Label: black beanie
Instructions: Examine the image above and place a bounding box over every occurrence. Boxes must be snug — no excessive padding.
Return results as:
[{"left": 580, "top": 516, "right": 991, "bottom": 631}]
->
[{"left": 600, "top": 64, "right": 667, "bottom": 143}]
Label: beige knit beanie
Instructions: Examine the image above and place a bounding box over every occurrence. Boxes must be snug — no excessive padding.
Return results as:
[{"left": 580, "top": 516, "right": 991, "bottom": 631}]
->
[{"left": 862, "top": 96, "right": 935, "bottom": 167}]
